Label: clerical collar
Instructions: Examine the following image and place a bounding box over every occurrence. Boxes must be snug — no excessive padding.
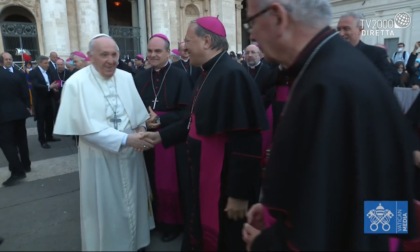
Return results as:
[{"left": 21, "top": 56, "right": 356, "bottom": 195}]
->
[
  {"left": 90, "top": 65, "right": 112, "bottom": 81},
  {"left": 201, "top": 51, "right": 225, "bottom": 72},
  {"left": 182, "top": 58, "right": 189, "bottom": 63},
  {"left": 286, "top": 26, "right": 335, "bottom": 79},
  {"left": 153, "top": 61, "right": 170, "bottom": 72},
  {"left": 248, "top": 61, "right": 261, "bottom": 69}
]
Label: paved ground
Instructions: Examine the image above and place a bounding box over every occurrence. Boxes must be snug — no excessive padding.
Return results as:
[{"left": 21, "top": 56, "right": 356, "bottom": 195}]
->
[{"left": 0, "top": 118, "right": 182, "bottom": 251}]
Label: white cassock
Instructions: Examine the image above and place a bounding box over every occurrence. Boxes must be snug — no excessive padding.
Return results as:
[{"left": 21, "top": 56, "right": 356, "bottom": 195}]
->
[{"left": 54, "top": 65, "right": 155, "bottom": 251}]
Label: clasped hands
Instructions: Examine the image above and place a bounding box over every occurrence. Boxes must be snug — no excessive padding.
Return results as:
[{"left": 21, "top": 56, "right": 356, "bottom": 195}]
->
[{"left": 126, "top": 107, "right": 163, "bottom": 152}]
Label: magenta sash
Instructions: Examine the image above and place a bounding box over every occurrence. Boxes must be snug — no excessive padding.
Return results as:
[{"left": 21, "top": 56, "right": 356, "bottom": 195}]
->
[
  {"left": 154, "top": 111, "right": 183, "bottom": 224},
  {"left": 188, "top": 114, "right": 227, "bottom": 251},
  {"left": 276, "top": 86, "right": 289, "bottom": 102},
  {"left": 261, "top": 105, "right": 274, "bottom": 157}
]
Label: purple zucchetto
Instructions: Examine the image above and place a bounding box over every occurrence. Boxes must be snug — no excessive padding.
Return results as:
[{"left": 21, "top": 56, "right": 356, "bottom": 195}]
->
[
  {"left": 150, "top": 33, "right": 170, "bottom": 44},
  {"left": 73, "top": 51, "right": 89, "bottom": 61},
  {"left": 196, "top": 16, "right": 226, "bottom": 38}
]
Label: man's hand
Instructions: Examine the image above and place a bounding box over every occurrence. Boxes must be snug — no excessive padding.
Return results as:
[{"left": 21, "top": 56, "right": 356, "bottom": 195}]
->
[
  {"left": 224, "top": 197, "right": 248, "bottom": 221},
  {"left": 126, "top": 132, "right": 154, "bottom": 151},
  {"left": 146, "top": 106, "right": 161, "bottom": 129},
  {"left": 242, "top": 223, "right": 261, "bottom": 252},
  {"left": 139, "top": 131, "right": 162, "bottom": 145},
  {"left": 246, "top": 203, "right": 265, "bottom": 230}
]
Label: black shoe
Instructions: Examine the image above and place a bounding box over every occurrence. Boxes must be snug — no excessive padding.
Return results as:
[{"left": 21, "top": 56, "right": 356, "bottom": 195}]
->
[
  {"left": 2, "top": 174, "right": 26, "bottom": 186},
  {"left": 46, "top": 137, "right": 61, "bottom": 142},
  {"left": 24, "top": 166, "right": 31, "bottom": 172},
  {"left": 137, "top": 248, "right": 146, "bottom": 252},
  {"left": 0, "top": 236, "right": 3, "bottom": 245},
  {"left": 41, "top": 143, "right": 51, "bottom": 149},
  {"left": 161, "top": 231, "right": 181, "bottom": 242}
]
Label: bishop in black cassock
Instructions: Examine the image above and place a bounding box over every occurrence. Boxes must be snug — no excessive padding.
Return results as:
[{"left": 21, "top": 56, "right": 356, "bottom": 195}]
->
[
  {"left": 134, "top": 33, "right": 192, "bottom": 242},
  {"left": 243, "top": 1, "right": 417, "bottom": 250},
  {"left": 141, "top": 17, "right": 268, "bottom": 251}
]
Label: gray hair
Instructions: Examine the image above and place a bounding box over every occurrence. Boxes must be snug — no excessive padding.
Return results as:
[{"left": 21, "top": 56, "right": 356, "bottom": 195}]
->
[
  {"left": 191, "top": 20, "right": 229, "bottom": 51},
  {"left": 339, "top": 11, "right": 364, "bottom": 29},
  {"left": 88, "top": 33, "right": 120, "bottom": 52},
  {"left": 260, "top": 0, "right": 332, "bottom": 28},
  {"left": 36, "top": 55, "right": 49, "bottom": 63}
]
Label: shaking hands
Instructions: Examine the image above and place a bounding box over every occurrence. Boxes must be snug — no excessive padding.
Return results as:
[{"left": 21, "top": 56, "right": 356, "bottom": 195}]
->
[{"left": 126, "top": 131, "right": 162, "bottom": 152}]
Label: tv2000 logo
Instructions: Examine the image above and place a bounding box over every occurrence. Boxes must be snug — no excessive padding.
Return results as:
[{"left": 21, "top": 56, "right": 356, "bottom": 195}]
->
[{"left": 361, "top": 12, "right": 411, "bottom": 36}]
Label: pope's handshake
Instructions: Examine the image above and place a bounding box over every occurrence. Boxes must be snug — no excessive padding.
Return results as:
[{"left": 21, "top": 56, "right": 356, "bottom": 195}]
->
[{"left": 126, "top": 132, "right": 154, "bottom": 151}]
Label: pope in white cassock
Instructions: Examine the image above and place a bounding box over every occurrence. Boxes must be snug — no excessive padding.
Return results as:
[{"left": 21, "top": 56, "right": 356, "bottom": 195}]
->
[{"left": 53, "top": 34, "right": 155, "bottom": 251}]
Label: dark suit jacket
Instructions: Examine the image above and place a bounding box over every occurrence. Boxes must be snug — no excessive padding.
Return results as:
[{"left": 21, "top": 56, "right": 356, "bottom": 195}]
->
[
  {"left": 0, "top": 68, "right": 30, "bottom": 124},
  {"left": 356, "top": 41, "right": 395, "bottom": 86},
  {"left": 47, "top": 61, "right": 58, "bottom": 80},
  {"left": 29, "top": 67, "right": 54, "bottom": 110}
]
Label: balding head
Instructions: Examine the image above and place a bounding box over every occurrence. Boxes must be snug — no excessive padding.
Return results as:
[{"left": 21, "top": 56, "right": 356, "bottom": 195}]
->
[
  {"left": 50, "top": 52, "right": 58, "bottom": 63},
  {"left": 1, "top": 52, "right": 13, "bottom": 68},
  {"left": 244, "top": 44, "right": 262, "bottom": 67},
  {"left": 88, "top": 35, "right": 120, "bottom": 79}
]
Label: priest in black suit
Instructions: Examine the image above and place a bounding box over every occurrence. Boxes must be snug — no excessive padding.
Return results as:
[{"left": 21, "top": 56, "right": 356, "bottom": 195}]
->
[
  {"left": 51, "top": 58, "right": 72, "bottom": 119},
  {"left": 172, "top": 41, "right": 202, "bottom": 86},
  {"left": 243, "top": 44, "right": 273, "bottom": 91},
  {"left": 337, "top": 12, "right": 395, "bottom": 86},
  {"left": 0, "top": 52, "right": 31, "bottom": 186},
  {"left": 29, "top": 55, "right": 61, "bottom": 149}
]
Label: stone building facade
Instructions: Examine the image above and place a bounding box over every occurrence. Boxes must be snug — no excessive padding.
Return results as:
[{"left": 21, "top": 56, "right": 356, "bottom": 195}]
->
[
  {"left": 0, "top": 0, "right": 246, "bottom": 61},
  {"left": 1, "top": 0, "right": 418, "bottom": 62}
]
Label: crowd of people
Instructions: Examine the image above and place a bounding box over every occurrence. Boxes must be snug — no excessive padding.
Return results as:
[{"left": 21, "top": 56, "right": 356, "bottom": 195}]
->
[{"left": 2, "top": 0, "right": 420, "bottom": 250}]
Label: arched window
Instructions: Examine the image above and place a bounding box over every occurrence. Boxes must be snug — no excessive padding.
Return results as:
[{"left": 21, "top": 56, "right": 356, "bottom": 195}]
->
[{"left": 0, "top": 6, "right": 39, "bottom": 62}]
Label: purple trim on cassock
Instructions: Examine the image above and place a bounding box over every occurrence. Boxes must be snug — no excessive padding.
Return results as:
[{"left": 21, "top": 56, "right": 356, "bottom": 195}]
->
[
  {"left": 276, "top": 86, "right": 289, "bottom": 102},
  {"left": 263, "top": 205, "right": 277, "bottom": 228},
  {"left": 188, "top": 114, "right": 227, "bottom": 251},
  {"left": 155, "top": 111, "right": 183, "bottom": 225},
  {"left": 261, "top": 105, "right": 273, "bottom": 163},
  {"left": 388, "top": 237, "right": 400, "bottom": 252}
]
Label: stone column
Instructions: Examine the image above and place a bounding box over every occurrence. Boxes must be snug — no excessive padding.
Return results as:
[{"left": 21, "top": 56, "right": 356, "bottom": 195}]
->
[
  {"left": 218, "top": 0, "right": 236, "bottom": 53},
  {"left": 138, "top": 0, "right": 148, "bottom": 54},
  {"left": 40, "top": 0, "right": 71, "bottom": 56},
  {"left": 130, "top": 0, "right": 139, "bottom": 27},
  {"left": 235, "top": 0, "right": 243, "bottom": 53},
  {"left": 75, "top": 0, "right": 100, "bottom": 53},
  {"left": 151, "top": 0, "right": 171, "bottom": 37},
  {"left": 98, "top": 0, "right": 109, "bottom": 34}
]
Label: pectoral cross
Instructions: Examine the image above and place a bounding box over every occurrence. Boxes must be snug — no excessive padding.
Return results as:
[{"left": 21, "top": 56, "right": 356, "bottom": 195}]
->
[
  {"left": 152, "top": 97, "right": 159, "bottom": 109},
  {"left": 110, "top": 113, "right": 122, "bottom": 129}
]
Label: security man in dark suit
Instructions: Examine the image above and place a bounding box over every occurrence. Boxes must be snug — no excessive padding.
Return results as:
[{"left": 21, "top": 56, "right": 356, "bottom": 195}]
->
[
  {"left": 0, "top": 52, "right": 31, "bottom": 186},
  {"left": 47, "top": 51, "right": 59, "bottom": 81},
  {"left": 29, "top": 55, "right": 61, "bottom": 149},
  {"left": 337, "top": 12, "right": 395, "bottom": 86}
]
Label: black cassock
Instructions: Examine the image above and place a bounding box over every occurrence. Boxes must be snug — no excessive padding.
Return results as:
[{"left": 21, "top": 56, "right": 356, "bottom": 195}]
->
[
  {"left": 252, "top": 27, "right": 417, "bottom": 251},
  {"left": 134, "top": 63, "right": 192, "bottom": 232},
  {"left": 160, "top": 52, "right": 268, "bottom": 251},
  {"left": 172, "top": 59, "right": 202, "bottom": 87}
]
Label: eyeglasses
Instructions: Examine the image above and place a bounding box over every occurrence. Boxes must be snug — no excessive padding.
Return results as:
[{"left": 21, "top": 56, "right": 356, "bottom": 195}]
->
[{"left": 243, "top": 6, "right": 272, "bottom": 33}]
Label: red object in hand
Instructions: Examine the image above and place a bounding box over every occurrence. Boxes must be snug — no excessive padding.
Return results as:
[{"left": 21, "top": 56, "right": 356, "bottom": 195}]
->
[{"left": 22, "top": 53, "right": 32, "bottom": 62}]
